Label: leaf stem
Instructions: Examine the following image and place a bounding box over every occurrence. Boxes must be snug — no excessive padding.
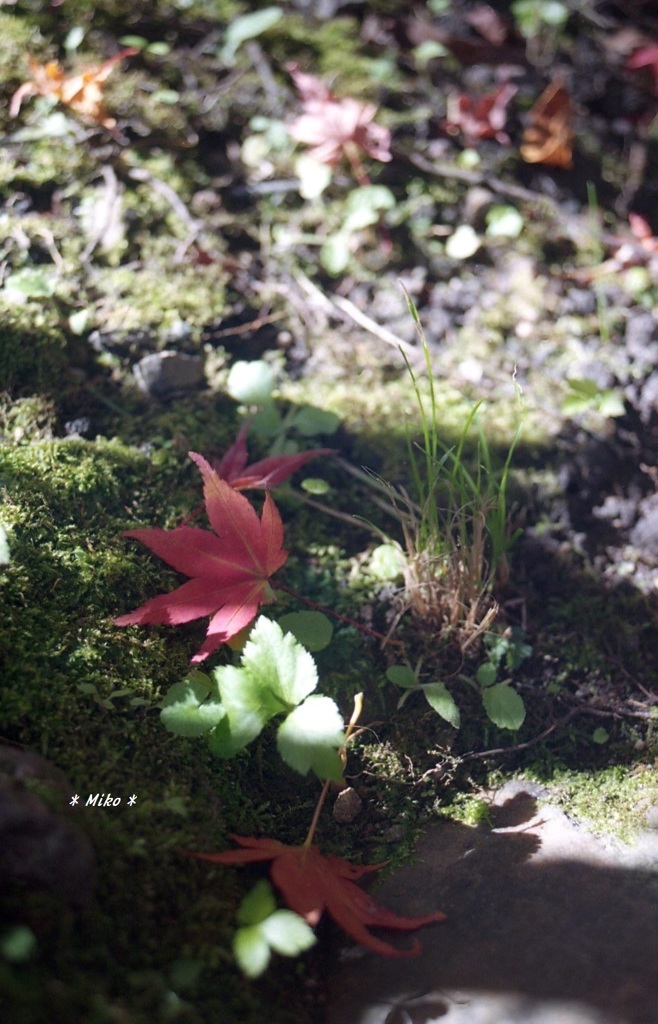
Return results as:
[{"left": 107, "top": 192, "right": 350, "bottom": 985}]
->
[
  {"left": 272, "top": 580, "right": 401, "bottom": 646},
  {"left": 303, "top": 693, "right": 363, "bottom": 850}
]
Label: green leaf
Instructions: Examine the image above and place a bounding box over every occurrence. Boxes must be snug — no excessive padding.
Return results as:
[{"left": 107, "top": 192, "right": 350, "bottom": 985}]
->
[
  {"left": 321, "top": 233, "right": 351, "bottom": 275},
  {"left": 445, "top": 224, "right": 481, "bottom": 259},
  {"left": 277, "top": 695, "right": 345, "bottom": 780},
  {"left": 160, "top": 671, "right": 225, "bottom": 737},
  {"left": 261, "top": 910, "right": 316, "bottom": 956},
  {"left": 241, "top": 616, "right": 318, "bottom": 707},
  {"left": 226, "top": 360, "right": 276, "bottom": 406},
  {"left": 485, "top": 205, "right": 524, "bottom": 239},
  {"left": 300, "top": 477, "right": 330, "bottom": 495},
  {"left": 481, "top": 683, "right": 526, "bottom": 730},
  {"left": 476, "top": 661, "right": 498, "bottom": 687},
  {"left": 220, "top": 6, "right": 283, "bottom": 63},
  {"left": 422, "top": 683, "right": 460, "bottom": 728},
  {"left": 237, "top": 880, "right": 277, "bottom": 926},
  {"left": 208, "top": 618, "right": 320, "bottom": 757},
  {"left": 295, "top": 154, "right": 331, "bottom": 199},
  {"left": 291, "top": 406, "right": 340, "bottom": 436},
  {"left": 592, "top": 727, "right": 609, "bottom": 744},
  {"left": 233, "top": 925, "right": 271, "bottom": 978},
  {"left": 208, "top": 665, "right": 280, "bottom": 757},
  {"left": 3, "top": 268, "right": 57, "bottom": 298},
  {"left": 0, "top": 525, "right": 10, "bottom": 566},
  {"left": 277, "top": 611, "right": 333, "bottom": 652},
  {"left": 342, "top": 185, "right": 396, "bottom": 232},
  {"left": 386, "top": 665, "right": 418, "bottom": 689},
  {"left": 1, "top": 926, "right": 37, "bottom": 963},
  {"left": 368, "top": 542, "right": 404, "bottom": 580}
]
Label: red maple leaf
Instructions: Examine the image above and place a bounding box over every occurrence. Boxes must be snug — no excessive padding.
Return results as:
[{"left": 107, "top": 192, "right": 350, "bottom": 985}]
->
[
  {"left": 627, "top": 43, "right": 658, "bottom": 96},
  {"left": 286, "top": 62, "right": 391, "bottom": 166},
  {"left": 444, "top": 83, "right": 517, "bottom": 145},
  {"left": 114, "top": 453, "right": 288, "bottom": 662},
  {"left": 187, "top": 835, "right": 446, "bottom": 957},
  {"left": 216, "top": 421, "right": 333, "bottom": 490}
]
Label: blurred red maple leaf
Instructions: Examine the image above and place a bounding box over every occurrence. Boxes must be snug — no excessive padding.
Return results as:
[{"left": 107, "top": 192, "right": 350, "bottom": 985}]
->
[
  {"left": 520, "top": 79, "right": 573, "bottom": 169},
  {"left": 187, "top": 834, "right": 446, "bottom": 957},
  {"left": 286, "top": 62, "right": 392, "bottom": 167},
  {"left": 10, "top": 49, "right": 137, "bottom": 129},
  {"left": 444, "top": 82, "right": 517, "bottom": 144},
  {"left": 216, "top": 421, "right": 332, "bottom": 490},
  {"left": 627, "top": 43, "right": 658, "bottom": 96},
  {"left": 114, "top": 452, "right": 288, "bottom": 662}
]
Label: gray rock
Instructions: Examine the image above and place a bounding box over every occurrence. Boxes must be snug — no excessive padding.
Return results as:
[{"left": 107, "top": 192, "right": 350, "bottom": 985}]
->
[{"left": 133, "top": 350, "right": 205, "bottom": 399}]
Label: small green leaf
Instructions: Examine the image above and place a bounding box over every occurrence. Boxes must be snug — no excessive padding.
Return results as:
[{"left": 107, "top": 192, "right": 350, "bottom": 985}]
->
[
  {"left": 482, "top": 683, "right": 526, "bottom": 730},
  {"left": 237, "top": 880, "right": 277, "bottom": 926},
  {"left": 476, "top": 661, "right": 498, "bottom": 687},
  {"left": 386, "top": 665, "right": 418, "bottom": 689},
  {"left": 1, "top": 926, "right": 36, "bottom": 963},
  {"left": 300, "top": 477, "right": 330, "bottom": 495},
  {"left": 220, "top": 6, "right": 283, "bottom": 63},
  {"left": 3, "top": 268, "right": 57, "bottom": 298},
  {"left": 592, "top": 727, "right": 609, "bottom": 744},
  {"left": 295, "top": 154, "right": 331, "bottom": 199},
  {"left": 446, "top": 224, "right": 481, "bottom": 259},
  {"left": 233, "top": 925, "right": 271, "bottom": 978},
  {"left": 278, "top": 611, "right": 333, "bottom": 652},
  {"left": 422, "top": 683, "right": 460, "bottom": 728},
  {"left": 226, "top": 360, "right": 276, "bottom": 406},
  {"left": 0, "top": 525, "right": 10, "bottom": 565},
  {"left": 277, "top": 695, "right": 345, "bottom": 780},
  {"left": 321, "top": 233, "right": 351, "bottom": 275},
  {"left": 261, "top": 910, "right": 316, "bottom": 956},
  {"left": 485, "top": 205, "right": 524, "bottom": 239},
  {"left": 160, "top": 671, "right": 225, "bottom": 736},
  {"left": 251, "top": 403, "right": 282, "bottom": 437},
  {"left": 369, "top": 542, "right": 404, "bottom": 580},
  {"left": 291, "top": 406, "right": 340, "bottom": 436}
]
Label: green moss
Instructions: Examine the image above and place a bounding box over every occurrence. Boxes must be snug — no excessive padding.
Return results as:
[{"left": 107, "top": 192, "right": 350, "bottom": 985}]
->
[
  {"left": 0, "top": 305, "right": 79, "bottom": 395},
  {"left": 525, "top": 765, "right": 658, "bottom": 843}
]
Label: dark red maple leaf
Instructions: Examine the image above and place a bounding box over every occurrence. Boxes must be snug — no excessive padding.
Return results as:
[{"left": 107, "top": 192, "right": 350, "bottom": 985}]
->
[
  {"left": 216, "top": 421, "right": 333, "bottom": 490},
  {"left": 186, "top": 835, "right": 446, "bottom": 957},
  {"left": 114, "top": 453, "right": 288, "bottom": 662},
  {"left": 444, "top": 83, "right": 517, "bottom": 144},
  {"left": 627, "top": 43, "right": 658, "bottom": 96}
]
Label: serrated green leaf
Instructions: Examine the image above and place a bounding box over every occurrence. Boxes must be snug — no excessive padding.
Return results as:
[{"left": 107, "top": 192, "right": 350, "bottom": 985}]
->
[
  {"left": 277, "top": 696, "right": 345, "bottom": 781},
  {"left": 422, "top": 683, "right": 460, "bottom": 728},
  {"left": 233, "top": 926, "right": 271, "bottom": 978},
  {"left": 209, "top": 664, "right": 281, "bottom": 756},
  {"left": 241, "top": 616, "right": 318, "bottom": 706},
  {"left": 261, "top": 910, "right": 316, "bottom": 956},
  {"left": 237, "top": 880, "right": 277, "bottom": 926},
  {"left": 160, "top": 671, "right": 225, "bottom": 737},
  {"left": 386, "top": 665, "right": 418, "bottom": 689},
  {"left": 482, "top": 683, "right": 526, "bottom": 730},
  {"left": 278, "top": 611, "right": 333, "bottom": 652}
]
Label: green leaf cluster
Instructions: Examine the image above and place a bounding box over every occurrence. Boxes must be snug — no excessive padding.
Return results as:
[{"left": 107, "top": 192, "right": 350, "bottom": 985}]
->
[
  {"left": 161, "top": 617, "right": 345, "bottom": 781},
  {"left": 233, "top": 880, "right": 315, "bottom": 978}
]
